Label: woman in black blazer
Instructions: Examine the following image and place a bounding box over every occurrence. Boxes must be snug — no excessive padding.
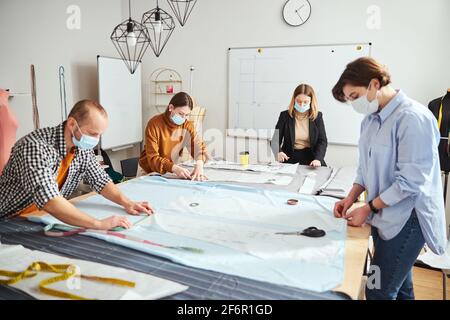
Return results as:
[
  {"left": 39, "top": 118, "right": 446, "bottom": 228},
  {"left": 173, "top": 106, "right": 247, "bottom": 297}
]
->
[{"left": 271, "top": 84, "right": 328, "bottom": 167}]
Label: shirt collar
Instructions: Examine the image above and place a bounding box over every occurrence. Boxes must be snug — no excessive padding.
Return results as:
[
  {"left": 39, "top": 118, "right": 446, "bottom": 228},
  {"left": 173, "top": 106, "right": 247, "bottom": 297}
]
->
[
  {"left": 376, "top": 90, "right": 405, "bottom": 123},
  {"left": 55, "top": 122, "right": 68, "bottom": 157}
]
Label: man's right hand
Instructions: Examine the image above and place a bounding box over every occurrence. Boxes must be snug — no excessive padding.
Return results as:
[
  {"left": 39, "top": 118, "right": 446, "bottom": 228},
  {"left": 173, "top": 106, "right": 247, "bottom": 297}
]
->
[
  {"left": 172, "top": 164, "right": 192, "bottom": 180},
  {"left": 277, "top": 152, "right": 290, "bottom": 163},
  {"left": 95, "top": 215, "right": 132, "bottom": 230},
  {"left": 43, "top": 196, "right": 133, "bottom": 231},
  {"left": 333, "top": 197, "right": 355, "bottom": 218}
]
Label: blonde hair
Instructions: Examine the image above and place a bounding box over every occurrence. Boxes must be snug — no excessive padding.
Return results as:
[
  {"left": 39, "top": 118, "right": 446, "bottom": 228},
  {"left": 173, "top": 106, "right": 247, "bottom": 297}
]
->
[{"left": 287, "top": 84, "right": 319, "bottom": 120}]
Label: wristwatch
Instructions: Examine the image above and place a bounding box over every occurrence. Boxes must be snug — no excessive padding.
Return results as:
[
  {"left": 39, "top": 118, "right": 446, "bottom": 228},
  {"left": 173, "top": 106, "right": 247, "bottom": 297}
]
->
[{"left": 368, "top": 200, "right": 380, "bottom": 214}]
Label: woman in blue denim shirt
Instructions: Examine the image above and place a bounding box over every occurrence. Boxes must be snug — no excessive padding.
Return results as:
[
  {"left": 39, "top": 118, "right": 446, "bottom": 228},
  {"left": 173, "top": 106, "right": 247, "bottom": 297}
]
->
[{"left": 331, "top": 57, "right": 447, "bottom": 300}]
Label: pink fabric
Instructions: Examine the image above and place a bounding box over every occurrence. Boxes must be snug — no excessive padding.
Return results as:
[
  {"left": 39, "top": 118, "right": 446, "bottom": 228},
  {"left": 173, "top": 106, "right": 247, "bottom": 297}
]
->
[{"left": 0, "top": 90, "right": 19, "bottom": 175}]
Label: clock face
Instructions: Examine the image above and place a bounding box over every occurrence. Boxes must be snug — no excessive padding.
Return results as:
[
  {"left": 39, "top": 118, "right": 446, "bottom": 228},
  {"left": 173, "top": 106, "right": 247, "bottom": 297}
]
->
[{"left": 283, "top": 0, "right": 312, "bottom": 27}]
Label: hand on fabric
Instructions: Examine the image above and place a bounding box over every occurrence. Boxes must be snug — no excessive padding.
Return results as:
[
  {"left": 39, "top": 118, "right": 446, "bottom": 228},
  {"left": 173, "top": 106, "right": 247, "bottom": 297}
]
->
[
  {"left": 333, "top": 196, "right": 355, "bottom": 218},
  {"left": 277, "top": 152, "right": 290, "bottom": 163},
  {"left": 96, "top": 215, "right": 132, "bottom": 230},
  {"left": 309, "top": 160, "right": 321, "bottom": 167},
  {"left": 344, "top": 205, "right": 371, "bottom": 227},
  {"left": 173, "top": 165, "right": 192, "bottom": 180},
  {"left": 191, "top": 161, "right": 208, "bottom": 181},
  {"left": 124, "top": 201, "right": 154, "bottom": 215}
]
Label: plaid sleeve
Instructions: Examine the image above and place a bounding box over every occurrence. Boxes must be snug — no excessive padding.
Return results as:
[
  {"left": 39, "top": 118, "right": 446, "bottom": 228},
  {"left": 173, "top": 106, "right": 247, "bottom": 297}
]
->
[
  {"left": 83, "top": 151, "right": 112, "bottom": 193},
  {"left": 18, "top": 143, "right": 61, "bottom": 209}
]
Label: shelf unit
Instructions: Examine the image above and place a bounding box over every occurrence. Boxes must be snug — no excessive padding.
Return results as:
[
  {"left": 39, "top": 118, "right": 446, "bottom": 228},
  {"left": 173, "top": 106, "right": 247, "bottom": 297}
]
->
[{"left": 149, "top": 68, "right": 183, "bottom": 114}]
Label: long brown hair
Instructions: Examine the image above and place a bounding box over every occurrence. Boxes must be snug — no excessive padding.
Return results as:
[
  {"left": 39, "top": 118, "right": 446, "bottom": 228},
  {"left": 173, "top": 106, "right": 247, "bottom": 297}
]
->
[
  {"left": 332, "top": 57, "right": 391, "bottom": 103},
  {"left": 288, "top": 84, "right": 319, "bottom": 120},
  {"left": 166, "top": 92, "right": 194, "bottom": 111}
]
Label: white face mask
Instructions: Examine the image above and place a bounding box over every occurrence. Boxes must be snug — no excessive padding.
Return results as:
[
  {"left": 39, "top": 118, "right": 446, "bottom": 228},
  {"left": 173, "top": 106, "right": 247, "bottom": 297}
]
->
[
  {"left": 71, "top": 121, "right": 99, "bottom": 150},
  {"left": 351, "top": 83, "right": 379, "bottom": 115},
  {"left": 294, "top": 102, "right": 311, "bottom": 113}
]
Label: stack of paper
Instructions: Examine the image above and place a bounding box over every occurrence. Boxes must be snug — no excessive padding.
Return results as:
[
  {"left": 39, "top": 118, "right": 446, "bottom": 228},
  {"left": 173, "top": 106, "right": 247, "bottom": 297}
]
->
[
  {"left": 182, "top": 160, "right": 299, "bottom": 175},
  {"left": 316, "top": 167, "right": 356, "bottom": 199}
]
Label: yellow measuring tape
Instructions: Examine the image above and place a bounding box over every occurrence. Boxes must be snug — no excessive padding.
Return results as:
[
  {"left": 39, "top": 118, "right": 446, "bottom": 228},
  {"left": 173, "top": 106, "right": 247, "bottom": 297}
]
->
[
  {"left": 0, "top": 261, "right": 135, "bottom": 300},
  {"left": 438, "top": 102, "right": 443, "bottom": 129}
]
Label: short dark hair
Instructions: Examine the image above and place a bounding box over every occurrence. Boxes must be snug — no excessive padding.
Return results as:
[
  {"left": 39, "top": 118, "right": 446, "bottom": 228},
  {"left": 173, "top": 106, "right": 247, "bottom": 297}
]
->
[
  {"left": 167, "top": 92, "right": 194, "bottom": 111},
  {"left": 68, "top": 100, "right": 107, "bottom": 124},
  {"left": 332, "top": 57, "right": 391, "bottom": 103}
]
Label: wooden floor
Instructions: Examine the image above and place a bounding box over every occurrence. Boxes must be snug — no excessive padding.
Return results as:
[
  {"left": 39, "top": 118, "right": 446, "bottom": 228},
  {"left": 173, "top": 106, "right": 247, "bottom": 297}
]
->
[{"left": 413, "top": 267, "right": 449, "bottom": 300}]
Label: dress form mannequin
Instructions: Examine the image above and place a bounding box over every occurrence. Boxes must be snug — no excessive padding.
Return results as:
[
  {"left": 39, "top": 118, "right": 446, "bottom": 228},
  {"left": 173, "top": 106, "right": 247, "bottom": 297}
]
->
[
  {"left": 0, "top": 89, "right": 19, "bottom": 175},
  {"left": 428, "top": 89, "right": 450, "bottom": 172}
]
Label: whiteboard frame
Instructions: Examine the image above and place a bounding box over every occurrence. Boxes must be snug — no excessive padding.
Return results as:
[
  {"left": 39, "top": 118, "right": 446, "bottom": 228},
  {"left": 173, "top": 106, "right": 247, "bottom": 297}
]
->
[{"left": 227, "top": 42, "right": 372, "bottom": 146}]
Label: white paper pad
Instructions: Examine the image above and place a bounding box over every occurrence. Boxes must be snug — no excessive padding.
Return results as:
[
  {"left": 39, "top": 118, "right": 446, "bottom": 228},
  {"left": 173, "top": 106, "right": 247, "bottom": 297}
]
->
[{"left": 0, "top": 244, "right": 188, "bottom": 300}]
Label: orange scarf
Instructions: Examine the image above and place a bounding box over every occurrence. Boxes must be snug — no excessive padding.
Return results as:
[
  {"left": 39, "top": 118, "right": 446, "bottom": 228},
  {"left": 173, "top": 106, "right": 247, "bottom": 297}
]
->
[{"left": 19, "top": 148, "right": 76, "bottom": 217}]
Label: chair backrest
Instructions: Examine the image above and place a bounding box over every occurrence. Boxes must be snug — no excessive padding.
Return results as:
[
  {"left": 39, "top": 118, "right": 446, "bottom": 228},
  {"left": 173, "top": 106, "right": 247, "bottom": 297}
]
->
[
  {"left": 120, "top": 157, "right": 139, "bottom": 178},
  {"left": 188, "top": 105, "right": 206, "bottom": 133}
]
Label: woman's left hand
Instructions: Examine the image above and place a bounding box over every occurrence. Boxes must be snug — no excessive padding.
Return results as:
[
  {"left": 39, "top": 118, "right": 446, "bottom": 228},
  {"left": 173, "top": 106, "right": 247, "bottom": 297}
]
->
[
  {"left": 309, "top": 160, "right": 321, "bottom": 167},
  {"left": 344, "top": 205, "right": 371, "bottom": 227},
  {"left": 191, "top": 161, "right": 208, "bottom": 181}
]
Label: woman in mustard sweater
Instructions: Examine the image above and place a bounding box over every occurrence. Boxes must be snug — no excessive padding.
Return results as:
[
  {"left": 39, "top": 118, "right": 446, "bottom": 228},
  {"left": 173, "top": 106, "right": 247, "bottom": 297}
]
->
[{"left": 138, "top": 92, "right": 208, "bottom": 181}]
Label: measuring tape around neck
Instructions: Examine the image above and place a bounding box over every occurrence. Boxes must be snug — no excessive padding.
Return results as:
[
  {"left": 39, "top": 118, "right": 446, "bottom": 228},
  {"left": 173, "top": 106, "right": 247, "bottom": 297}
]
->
[{"left": 438, "top": 101, "right": 443, "bottom": 130}]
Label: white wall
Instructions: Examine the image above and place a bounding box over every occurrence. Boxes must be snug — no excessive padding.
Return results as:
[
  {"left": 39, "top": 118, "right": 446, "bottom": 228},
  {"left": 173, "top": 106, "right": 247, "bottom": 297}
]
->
[
  {"left": 0, "top": 0, "right": 139, "bottom": 172},
  {"left": 0, "top": 0, "right": 120, "bottom": 123}
]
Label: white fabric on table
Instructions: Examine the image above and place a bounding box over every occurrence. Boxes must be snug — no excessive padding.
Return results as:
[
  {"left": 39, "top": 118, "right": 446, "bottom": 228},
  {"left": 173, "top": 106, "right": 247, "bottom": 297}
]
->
[
  {"left": 183, "top": 160, "right": 299, "bottom": 175},
  {"left": 28, "top": 176, "right": 348, "bottom": 293},
  {"left": 203, "top": 169, "right": 294, "bottom": 185}
]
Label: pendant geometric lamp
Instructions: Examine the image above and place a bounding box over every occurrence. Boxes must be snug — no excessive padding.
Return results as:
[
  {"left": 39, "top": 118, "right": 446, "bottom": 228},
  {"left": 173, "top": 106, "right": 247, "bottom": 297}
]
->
[
  {"left": 142, "top": 0, "right": 176, "bottom": 57},
  {"left": 166, "top": 0, "right": 197, "bottom": 26},
  {"left": 111, "top": 0, "right": 151, "bottom": 74}
]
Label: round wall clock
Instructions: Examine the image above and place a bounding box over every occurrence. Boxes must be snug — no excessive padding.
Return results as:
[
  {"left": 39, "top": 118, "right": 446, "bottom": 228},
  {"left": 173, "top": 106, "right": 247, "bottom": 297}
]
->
[{"left": 283, "top": 0, "right": 312, "bottom": 27}]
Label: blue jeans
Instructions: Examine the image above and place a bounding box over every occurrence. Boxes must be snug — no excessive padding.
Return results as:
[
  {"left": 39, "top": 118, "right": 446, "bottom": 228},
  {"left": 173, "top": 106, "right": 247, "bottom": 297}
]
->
[{"left": 365, "top": 210, "right": 425, "bottom": 300}]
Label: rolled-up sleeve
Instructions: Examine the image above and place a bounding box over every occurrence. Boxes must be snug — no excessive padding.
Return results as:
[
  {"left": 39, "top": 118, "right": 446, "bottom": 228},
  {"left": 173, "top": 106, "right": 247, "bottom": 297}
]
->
[
  {"left": 354, "top": 163, "right": 366, "bottom": 188},
  {"left": 379, "top": 113, "right": 437, "bottom": 206},
  {"left": 19, "top": 143, "right": 61, "bottom": 209},
  {"left": 83, "top": 151, "right": 112, "bottom": 193},
  {"left": 354, "top": 119, "right": 366, "bottom": 188}
]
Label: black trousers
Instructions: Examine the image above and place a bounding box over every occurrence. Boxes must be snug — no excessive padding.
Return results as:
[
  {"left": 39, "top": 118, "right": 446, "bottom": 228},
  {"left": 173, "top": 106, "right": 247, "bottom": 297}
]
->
[{"left": 287, "top": 148, "right": 326, "bottom": 166}]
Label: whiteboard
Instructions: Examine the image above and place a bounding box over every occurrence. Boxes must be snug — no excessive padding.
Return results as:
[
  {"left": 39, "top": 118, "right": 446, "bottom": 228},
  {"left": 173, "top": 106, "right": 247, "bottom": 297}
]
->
[
  {"left": 228, "top": 43, "right": 372, "bottom": 145},
  {"left": 98, "top": 56, "right": 142, "bottom": 150}
]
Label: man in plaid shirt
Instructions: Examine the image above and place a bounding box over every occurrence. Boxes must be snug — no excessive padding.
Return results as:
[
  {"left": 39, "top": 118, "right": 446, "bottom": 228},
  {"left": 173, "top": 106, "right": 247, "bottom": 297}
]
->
[{"left": 0, "top": 100, "right": 154, "bottom": 230}]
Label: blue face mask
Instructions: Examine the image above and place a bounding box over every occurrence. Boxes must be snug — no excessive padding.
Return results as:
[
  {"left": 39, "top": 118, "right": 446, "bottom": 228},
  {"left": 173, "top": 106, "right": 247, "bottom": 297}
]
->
[
  {"left": 171, "top": 113, "right": 186, "bottom": 126},
  {"left": 72, "top": 122, "right": 99, "bottom": 150},
  {"left": 294, "top": 102, "right": 311, "bottom": 113}
]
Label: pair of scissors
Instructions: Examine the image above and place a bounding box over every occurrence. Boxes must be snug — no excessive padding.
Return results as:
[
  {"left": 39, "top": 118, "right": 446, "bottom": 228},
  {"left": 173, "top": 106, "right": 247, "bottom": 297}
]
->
[{"left": 275, "top": 227, "right": 326, "bottom": 238}]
